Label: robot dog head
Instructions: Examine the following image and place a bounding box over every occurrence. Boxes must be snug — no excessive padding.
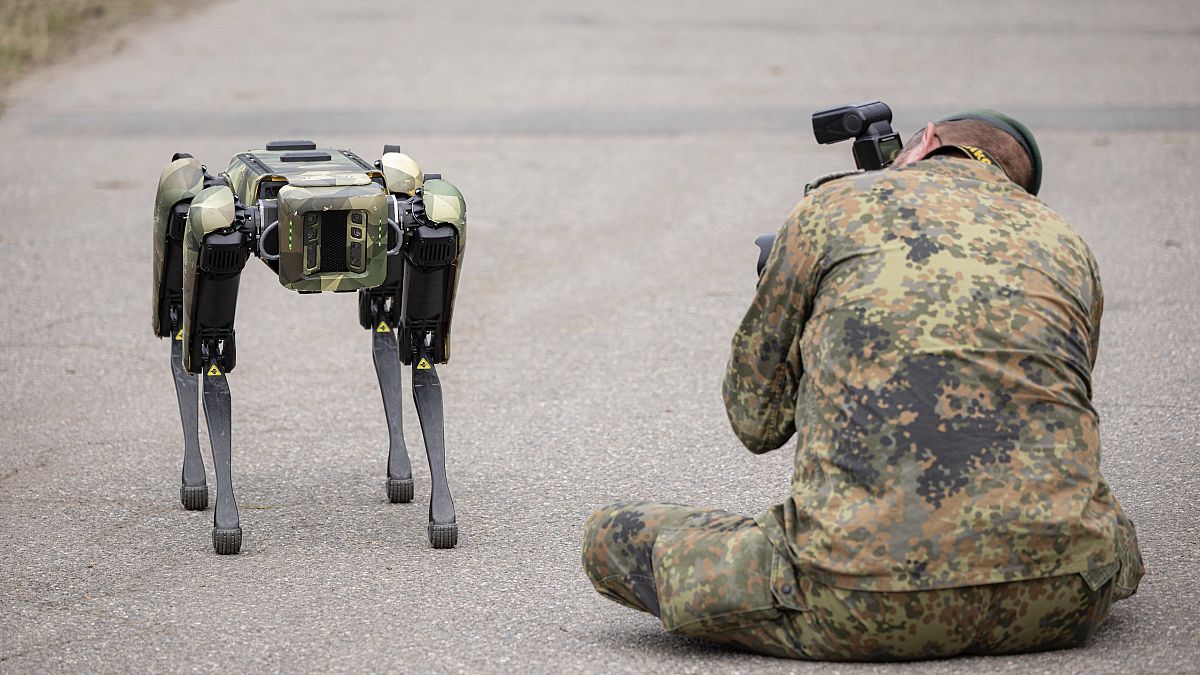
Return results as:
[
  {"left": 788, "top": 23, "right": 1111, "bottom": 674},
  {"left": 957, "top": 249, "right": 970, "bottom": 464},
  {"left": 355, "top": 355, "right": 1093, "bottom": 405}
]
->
[
  {"left": 226, "top": 146, "right": 390, "bottom": 293},
  {"left": 274, "top": 181, "right": 389, "bottom": 292}
]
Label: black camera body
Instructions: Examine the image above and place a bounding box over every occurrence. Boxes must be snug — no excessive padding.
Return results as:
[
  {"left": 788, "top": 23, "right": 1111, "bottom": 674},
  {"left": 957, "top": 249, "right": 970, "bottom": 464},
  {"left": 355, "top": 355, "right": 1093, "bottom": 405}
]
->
[
  {"left": 812, "top": 101, "right": 903, "bottom": 171},
  {"left": 754, "top": 101, "right": 905, "bottom": 275}
]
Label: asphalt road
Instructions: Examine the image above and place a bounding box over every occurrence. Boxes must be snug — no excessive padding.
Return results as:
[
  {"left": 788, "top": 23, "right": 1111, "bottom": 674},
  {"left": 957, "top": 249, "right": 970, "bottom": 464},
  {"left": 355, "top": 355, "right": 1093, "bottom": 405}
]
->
[{"left": 1, "top": 0, "right": 1198, "bottom": 672}]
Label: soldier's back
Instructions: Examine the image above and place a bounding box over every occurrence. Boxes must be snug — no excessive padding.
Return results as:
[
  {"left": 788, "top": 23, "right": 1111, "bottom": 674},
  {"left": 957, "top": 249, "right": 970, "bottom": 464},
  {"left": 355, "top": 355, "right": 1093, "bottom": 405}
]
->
[{"left": 781, "top": 155, "right": 1120, "bottom": 591}]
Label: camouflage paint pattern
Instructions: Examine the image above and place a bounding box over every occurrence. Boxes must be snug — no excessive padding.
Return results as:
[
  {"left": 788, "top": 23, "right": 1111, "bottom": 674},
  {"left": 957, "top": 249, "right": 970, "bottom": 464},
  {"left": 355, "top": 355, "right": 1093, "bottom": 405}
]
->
[
  {"left": 275, "top": 183, "right": 389, "bottom": 292},
  {"left": 152, "top": 156, "right": 205, "bottom": 336},
  {"left": 722, "top": 156, "right": 1143, "bottom": 593},
  {"left": 222, "top": 157, "right": 277, "bottom": 208},
  {"left": 422, "top": 178, "right": 466, "bottom": 232},
  {"left": 155, "top": 145, "right": 467, "bottom": 365},
  {"left": 380, "top": 152, "right": 424, "bottom": 196},
  {"left": 182, "top": 185, "right": 237, "bottom": 372},
  {"left": 583, "top": 501, "right": 1122, "bottom": 660},
  {"left": 224, "top": 148, "right": 383, "bottom": 206}
]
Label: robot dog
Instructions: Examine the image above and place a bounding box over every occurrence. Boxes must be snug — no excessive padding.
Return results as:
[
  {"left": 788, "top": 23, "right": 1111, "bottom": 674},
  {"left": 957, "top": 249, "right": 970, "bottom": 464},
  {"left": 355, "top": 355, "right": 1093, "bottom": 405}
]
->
[{"left": 152, "top": 141, "right": 466, "bottom": 554}]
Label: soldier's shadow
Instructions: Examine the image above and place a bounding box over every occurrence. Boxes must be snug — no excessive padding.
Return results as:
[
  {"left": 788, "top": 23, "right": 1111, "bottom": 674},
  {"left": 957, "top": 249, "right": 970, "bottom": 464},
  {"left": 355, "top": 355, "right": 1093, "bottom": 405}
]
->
[
  {"left": 594, "top": 624, "right": 811, "bottom": 669},
  {"left": 594, "top": 620, "right": 1129, "bottom": 672},
  {"left": 598, "top": 629, "right": 942, "bottom": 672}
]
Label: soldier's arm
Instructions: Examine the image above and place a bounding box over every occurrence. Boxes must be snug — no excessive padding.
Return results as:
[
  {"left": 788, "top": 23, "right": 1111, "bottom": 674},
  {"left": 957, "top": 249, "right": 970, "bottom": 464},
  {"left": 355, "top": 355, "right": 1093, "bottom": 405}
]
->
[
  {"left": 722, "top": 199, "right": 825, "bottom": 454},
  {"left": 1084, "top": 245, "right": 1104, "bottom": 370}
]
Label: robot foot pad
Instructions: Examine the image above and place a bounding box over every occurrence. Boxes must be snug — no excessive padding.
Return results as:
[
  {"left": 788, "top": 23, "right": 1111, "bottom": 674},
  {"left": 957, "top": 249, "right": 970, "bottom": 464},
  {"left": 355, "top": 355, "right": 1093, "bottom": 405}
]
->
[
  {"left": 212, "top": 527, "right": 243, "bottom": 555},
  {"left": 386, "top": 478, "right": 414, "bottom": 504},
  {"left": 428, "top": 523, "right": 458, "bottom": 549},
  {"left": 180, "top": 484, "right": 209, "bottom": 511}
]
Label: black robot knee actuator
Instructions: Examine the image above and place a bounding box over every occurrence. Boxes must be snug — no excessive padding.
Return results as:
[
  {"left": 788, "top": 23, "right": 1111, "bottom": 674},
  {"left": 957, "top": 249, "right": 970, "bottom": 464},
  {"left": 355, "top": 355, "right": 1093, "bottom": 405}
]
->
[
  {"left": 182, "top": 185, "right": 251, "bottom": 374},
  {"left": 361, "top": 152, "right": 467, "bottom": 365},
  {"left": 397, "top": 178, "right": 465, "bottom": 366},
  {"left": 399, "top": 225, "right": 457, "bottom": 364}
]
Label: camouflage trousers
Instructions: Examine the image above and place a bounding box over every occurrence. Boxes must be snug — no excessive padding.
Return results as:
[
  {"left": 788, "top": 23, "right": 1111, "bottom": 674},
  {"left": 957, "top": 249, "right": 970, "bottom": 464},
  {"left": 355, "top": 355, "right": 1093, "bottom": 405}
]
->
[{"left": 582, "top": 501, "right": 1137, "bottom": 661}]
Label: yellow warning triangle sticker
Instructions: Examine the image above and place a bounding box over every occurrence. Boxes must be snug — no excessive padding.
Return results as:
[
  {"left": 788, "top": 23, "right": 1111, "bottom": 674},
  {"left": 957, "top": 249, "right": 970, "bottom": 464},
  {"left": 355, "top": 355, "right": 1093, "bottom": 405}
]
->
[
  {"left": 207, "top": 364, "right": 222, "bottom": 377},
  {"left": 175, "top": 329, "right": 183, "bottom": 341},
  {"left": 416, "top": 358, "right": 432, "bottom": 370},
  {"left": 376, "top": 321, "right": 391, "bottom": 333}
]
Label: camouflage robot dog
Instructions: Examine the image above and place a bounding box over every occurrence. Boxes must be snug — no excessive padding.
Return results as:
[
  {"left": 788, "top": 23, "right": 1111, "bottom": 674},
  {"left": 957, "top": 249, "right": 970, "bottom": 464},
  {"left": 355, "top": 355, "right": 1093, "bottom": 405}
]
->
[{"left": 152, "top": 141, "right": 466, "bottom": 554}]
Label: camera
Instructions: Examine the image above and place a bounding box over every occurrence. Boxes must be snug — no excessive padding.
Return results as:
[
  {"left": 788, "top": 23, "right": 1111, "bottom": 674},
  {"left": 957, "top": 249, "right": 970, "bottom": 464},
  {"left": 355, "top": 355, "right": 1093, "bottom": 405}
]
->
[
  {"left": 812, "top": 101, "right": 904, "bottom": 171},
  {"left": 755, "top": 101, "right": 904, "bottom": 275}
]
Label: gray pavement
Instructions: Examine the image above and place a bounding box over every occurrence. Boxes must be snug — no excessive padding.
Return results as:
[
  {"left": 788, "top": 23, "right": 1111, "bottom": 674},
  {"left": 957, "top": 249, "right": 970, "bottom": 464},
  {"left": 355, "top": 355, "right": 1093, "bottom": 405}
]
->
[{"left": 1, "top": 0, "right": 1198, "bottom": 672}]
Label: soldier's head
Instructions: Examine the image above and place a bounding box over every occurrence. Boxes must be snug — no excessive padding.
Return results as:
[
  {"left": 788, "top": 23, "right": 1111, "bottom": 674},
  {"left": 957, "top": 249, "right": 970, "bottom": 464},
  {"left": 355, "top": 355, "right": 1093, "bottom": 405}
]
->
[{"left": 892, "top": 113, "right": 1041, "bottom": 194}]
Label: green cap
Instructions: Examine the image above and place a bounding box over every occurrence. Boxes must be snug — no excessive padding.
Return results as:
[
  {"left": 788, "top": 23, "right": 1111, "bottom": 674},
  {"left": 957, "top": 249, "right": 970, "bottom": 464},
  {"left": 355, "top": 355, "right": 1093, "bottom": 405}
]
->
[{"left": 939, "top": 109, "right": 1042, "bottom": 195}]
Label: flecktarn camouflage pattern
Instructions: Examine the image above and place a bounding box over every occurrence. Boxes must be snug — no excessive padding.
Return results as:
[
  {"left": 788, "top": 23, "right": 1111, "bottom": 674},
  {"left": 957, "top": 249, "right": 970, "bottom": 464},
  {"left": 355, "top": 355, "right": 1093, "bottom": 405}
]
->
[
  {"left": 582, "top": 155, "right": 1142, "bottom": 659},
  {"left": 583, "top": 501, "right": 1122, "bottom": 660},
  {"left": 724, "top": 156, "right": 1142, "bottom": 593}
]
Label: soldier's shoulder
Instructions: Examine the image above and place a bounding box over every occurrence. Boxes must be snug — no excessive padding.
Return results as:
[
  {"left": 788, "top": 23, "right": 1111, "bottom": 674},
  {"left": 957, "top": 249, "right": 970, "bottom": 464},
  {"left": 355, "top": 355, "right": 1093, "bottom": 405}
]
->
[{"left": 804, "top": 169, "right": 864, "bottom": 196}]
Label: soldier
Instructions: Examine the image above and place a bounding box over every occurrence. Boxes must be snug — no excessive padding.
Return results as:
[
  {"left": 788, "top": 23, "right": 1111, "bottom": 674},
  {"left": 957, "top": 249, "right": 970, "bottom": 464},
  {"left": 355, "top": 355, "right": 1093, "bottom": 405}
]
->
[{"left": 581, "top": 111, "right": 1144, "bottom": 660}]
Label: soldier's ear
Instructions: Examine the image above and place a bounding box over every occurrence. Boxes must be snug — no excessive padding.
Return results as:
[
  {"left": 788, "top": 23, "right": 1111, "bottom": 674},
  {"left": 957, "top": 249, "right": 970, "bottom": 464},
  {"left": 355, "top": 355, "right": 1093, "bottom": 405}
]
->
[{"left": 894, "top": 123, "right": 942, "bottom": 167}]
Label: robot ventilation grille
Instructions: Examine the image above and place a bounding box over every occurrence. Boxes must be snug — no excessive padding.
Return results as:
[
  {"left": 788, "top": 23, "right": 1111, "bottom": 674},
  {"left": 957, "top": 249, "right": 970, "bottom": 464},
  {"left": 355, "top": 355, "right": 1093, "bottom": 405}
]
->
[
  {"left": 199, "top": 245, "right": 245, "bottom": 274},
  {"left": 411, "top": 237, "right": 457, "bottom": 267},
  {"left": 318, "top": 210, "right": 349, "bottom": 273}
]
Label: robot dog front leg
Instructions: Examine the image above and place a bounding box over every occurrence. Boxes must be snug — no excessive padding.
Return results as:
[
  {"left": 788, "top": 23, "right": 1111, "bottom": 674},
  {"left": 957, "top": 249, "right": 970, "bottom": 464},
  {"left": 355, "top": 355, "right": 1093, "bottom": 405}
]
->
[
  {"left": 364, "top": 292, "right": 415, "bottom": 505},
  {"left": 183, "top": 184, "right": 251, "bottom": 554},
  {"left": 410, "top": 343, "right": 457, "bottom": 548},
  {"left": 400, "top": 176, "right": 466, "bottom": 549},
  {"left": 368, "top": 151, "right": 467, "bottom": 548},
  {"left": 359, "top": 187, "right": 415, "bottom": 504},
  {"left": 170, "top": 313, "right": 207, "bottom": 510},
  {"left": 367, "top": 254, "right": 459, "bottom": 548}
]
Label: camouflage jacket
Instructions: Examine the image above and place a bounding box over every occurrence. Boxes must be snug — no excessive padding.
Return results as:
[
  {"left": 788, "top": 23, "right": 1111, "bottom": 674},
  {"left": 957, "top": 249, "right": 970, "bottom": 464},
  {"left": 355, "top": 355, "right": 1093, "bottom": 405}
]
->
[{"left": 724, "top": 156, "right": 1126, "bottom": 591}]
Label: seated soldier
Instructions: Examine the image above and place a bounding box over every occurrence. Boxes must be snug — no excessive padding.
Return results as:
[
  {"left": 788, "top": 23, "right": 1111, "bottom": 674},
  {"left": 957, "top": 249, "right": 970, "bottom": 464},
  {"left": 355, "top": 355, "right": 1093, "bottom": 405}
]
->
[{"left": 581, "top": 110, "right": 1144, "bottom": 660}]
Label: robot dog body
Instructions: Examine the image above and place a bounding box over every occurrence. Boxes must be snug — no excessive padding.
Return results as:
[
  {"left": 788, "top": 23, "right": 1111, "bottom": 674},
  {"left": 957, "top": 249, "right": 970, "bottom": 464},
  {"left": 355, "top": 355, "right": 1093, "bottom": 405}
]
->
[{"left": 152, "top": 141, "right": 465, "bottom": 554}]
